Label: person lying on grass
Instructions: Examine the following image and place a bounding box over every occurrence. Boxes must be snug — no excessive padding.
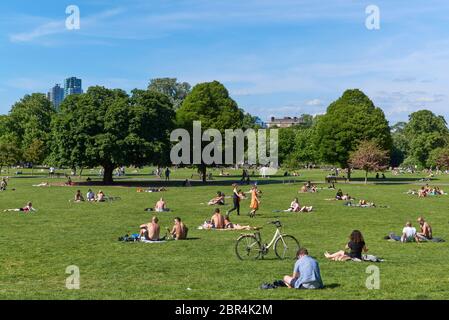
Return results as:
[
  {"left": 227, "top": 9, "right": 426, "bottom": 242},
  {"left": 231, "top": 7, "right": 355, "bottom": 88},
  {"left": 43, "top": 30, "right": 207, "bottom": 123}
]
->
[
  {"left": 139, "top": 216, "right": 161, "bottom": 241},
  {"left": 169, "top": 217, "right": 188, "bottom": 240},
  {"left": 4, "top": 202, "right": 36, "bottom": 213},
  {"left": 224, "top": 215, "right": 257, "bottom": 230},
  {"left": 387, "top": 221, "right": 417, "bottom": 242},
  {"left": 208, "top": 191, "right": 225, "bottom": 206},
  {"left": 154, "top": 197, "right": 169, "bottom": 212},
  {"left": 324, "top": 230, "right": 368, "bottom": 261},
  {"left": 358, "top": 199, "right": 376, "bottom": 207},
  {"left": 283, "top": 248, "right": 324, "bottom": 289},
  {"left": 74, "top": 190, "right": 84, "bottom": 202}
]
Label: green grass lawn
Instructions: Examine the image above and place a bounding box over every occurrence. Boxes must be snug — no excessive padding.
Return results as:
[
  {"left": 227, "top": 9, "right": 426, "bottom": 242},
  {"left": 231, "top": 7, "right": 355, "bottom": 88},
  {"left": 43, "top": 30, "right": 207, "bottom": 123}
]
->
[{"left": 1, "top": 167, "right": 449, "bottom": 300}]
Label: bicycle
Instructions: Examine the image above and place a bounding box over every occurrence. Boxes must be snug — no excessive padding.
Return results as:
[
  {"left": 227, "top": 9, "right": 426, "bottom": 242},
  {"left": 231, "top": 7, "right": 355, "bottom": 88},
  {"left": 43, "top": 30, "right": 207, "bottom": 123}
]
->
[{"left": 235, "top": 220, "right": 300, "bottom": 260}]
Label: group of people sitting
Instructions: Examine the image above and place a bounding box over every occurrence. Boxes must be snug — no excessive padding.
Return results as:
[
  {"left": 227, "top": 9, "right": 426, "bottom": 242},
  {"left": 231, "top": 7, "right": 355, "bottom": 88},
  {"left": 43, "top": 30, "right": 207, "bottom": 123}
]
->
[
  {"left": 73, "top": 189, "right": 106, "bottom": 202},
  {"left": 407, "top": 185, "right": 446, "bottom": 197},
  {"left": 283, "top": 198, "right": 313, "bottom": 213},
  {"left": 299, "top": 181, "right": 318, "bottom": 193},
  {"left": 386, "top": 217, "right": 443, "bottom": 243},
  {"left": 139, "top": 216, "right": 188, "bottom": 241},
  {"left": 201, "top": 208, "right": 255, "bottom": 230}
]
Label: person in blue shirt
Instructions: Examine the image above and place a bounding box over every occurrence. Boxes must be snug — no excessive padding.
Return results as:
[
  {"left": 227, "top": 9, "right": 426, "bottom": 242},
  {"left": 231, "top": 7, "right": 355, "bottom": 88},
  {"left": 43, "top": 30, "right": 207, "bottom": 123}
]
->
[{"left": 283, "top": 248, "right": 324, "bottom": 289}]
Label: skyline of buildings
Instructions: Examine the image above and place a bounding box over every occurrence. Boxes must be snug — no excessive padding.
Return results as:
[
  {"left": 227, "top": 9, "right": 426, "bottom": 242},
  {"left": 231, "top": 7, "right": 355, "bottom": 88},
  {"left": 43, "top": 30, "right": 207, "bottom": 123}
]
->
[{"left": 47, "top": 77, "right": 83, "bottom": 110}]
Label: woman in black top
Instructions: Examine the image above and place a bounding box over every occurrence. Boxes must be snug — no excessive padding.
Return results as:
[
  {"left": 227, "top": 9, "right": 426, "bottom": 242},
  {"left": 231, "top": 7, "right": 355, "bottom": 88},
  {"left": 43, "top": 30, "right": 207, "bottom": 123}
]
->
[
  {"left": 226, "top": 184, "right": 241, "bottom": 216},
  {"left": 324, "top": 230, "right": 368, "bottom": 261}
]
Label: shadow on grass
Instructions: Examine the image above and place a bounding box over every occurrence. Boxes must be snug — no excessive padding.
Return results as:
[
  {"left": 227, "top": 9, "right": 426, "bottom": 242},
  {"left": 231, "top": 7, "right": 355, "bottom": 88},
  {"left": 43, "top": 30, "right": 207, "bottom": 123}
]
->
[{"left": 323, "top": 283, "right": 341, "bottom": 290}]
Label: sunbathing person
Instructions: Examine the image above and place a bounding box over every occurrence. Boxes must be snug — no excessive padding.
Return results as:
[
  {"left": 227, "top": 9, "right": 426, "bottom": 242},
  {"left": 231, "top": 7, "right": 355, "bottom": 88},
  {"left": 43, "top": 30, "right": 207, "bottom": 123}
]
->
[
  {"left": 324, "top": 230, "right": 368, "bottom": 261},
  {"left": 73, "top": 190, "right": 85, "bottom": 202},
  {"left": 96, "top": 190, "right": 106, "bottom": 202},
  {"left": 358, "top": 199, "right": 376, "bottom": 207},
  {"left": 208, "top": 191, "right": 225, "bottom": 206},
  {"left": 155, "top": 197, "right": 169, "bottom": 212},
  {"left": 224, "top": 215, "right": 255, "bottom": 231},
  {"left": 335, "top": 189, "right": 344, "bottom": 200},
  {"left": 211, "top": 208, "right": 225, "bottom": 229},
  {"left": 387, "top": 222, "right": 417, "bottom": 242},
  {"left": 299, "top": 184, "right": 309, "bottom": 193},
  {"left": 4, "top": 202, "right": 36, "bottom": 213},
  {"left": 418, "top": 187, "right": 427, "bottom": 198},
  {"left": 285, "top": 198, "right": 301, "bottom": 212},
  {"left": 416, "top": 217, "right": 432, "bottom": 242},
  {"left": 342, "top": 193, "right": 353, "bottom": 201},
  {"left": 86, "top": 189, "right": 95, "bottom": 202},
  {"left": 139, "top": 216, "right": 161, "bottom": 241},
  {"left": 169, "top": 217, "right": 188, "bottom": 240},
  {"left": 33, "top": 182, "right": 50, "bottom": 187}
]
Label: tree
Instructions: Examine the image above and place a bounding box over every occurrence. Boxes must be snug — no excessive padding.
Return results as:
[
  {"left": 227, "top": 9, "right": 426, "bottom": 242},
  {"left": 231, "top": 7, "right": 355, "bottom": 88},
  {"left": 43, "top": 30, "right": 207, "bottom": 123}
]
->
[
  {"left": 148, "top": 78, "right": 191, "bottom": 110},
  {"left": 0, "top": 137, "right": 21, "bottom": 173},
  {"left": 7, "top": 93, "right": 55, "bottom": 157},
  {"left": 176, "top": 81, "right": 246, "bottom": 182},
  {"left": 404, "top": 110, "right": 449, "bottom": 167},
  {"left": 315, "top": 89, "right": 392, "bottom": 179},
  {"left": 24, "top": 139, "right": 46, "bottom": 175},
  {"left": 391, "top": 122, "right": 409, "bottom": 167},
  {"left": 51, "top": 86, "right": 175, "bottom": 184},
  {"left": 434, "top": 148, "right": 449, "bottom": 170},
  {"left": 349, "top": 140, "right": 389, "bottom": 184}
]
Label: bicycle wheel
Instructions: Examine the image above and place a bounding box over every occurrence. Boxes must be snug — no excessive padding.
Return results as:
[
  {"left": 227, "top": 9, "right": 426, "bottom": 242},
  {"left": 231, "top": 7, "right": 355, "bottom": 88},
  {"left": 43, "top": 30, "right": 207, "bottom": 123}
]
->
[
  {"left": 235, "top": 235, "right": 261, "bottom": 260},
  {"left": 274, "top": 235, "right": 300, "bottom": 260}
]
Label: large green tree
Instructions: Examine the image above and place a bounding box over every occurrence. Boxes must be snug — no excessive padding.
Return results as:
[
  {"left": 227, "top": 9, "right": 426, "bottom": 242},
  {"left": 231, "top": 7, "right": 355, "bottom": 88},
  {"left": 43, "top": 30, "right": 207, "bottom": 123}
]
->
[
  {"left": 315, "top": 89, "right": 392, "bottom": 178},
  {"left": 51, "top": 86, "right": 175, "bottom": 184},
  {"left": 6, "top": 93, "right": 55, "bottom": 163},
  {"left": 176, "top": 81, "right": 247, "bottom": 181},
  {"left": 148, "top": 78, "right": 191, "bottom": 110},
  {"left": 403, "top": 110, "right": 449, "bottom": 168}
]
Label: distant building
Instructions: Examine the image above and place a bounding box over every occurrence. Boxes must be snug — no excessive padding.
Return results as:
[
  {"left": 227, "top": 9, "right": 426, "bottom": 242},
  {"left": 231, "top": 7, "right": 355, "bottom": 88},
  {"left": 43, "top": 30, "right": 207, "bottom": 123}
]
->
[
  {"left": 47, "top": 84, "right": 64, "bottom": 110},
  {"left": 266, "top": 116, "right": 305, "bottom": 128},
  {"left": 64, "top": 77, "right": 83, "bottom": 98}
]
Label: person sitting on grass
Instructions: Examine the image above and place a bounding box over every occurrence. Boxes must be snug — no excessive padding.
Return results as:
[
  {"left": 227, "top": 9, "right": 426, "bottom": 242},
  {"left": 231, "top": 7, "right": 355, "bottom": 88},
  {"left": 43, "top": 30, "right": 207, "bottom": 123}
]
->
[
  {"left": 139, "top": 216, "right": 161, "bottom": 241},
  {"left": 283, "top": 248, "right": 324, "bottom": 289},
  {"left": 285, "top": 198, "right": 301, "bottom": 212},
  {"left": 155, "top": 197, "right": 169, "bottom": 212},
  {"left": 86, "top": 189, "right": 95, "bottom": 202},
  {"left": 335, "top": 189, "right": 344, "bottom": 200},
  {"left": 96, "top": 190, "right": 106, "bottom": 202},
  {"left": 0, "top": 178, "right": 7, "bottom": 191},
  {"left": 211, "top": 208, "right": 225, "bottom": 229},
  {"left": 418, "top": 187, "right": 427, "bottom": 198},
  {"left": 4, "top": 202, "right": 36, "bottom": 213},
  {"left": 416, "top": 217, "right": 432, "bottom": 242},
  {"left": 324, "top": 230, "right": 368, "bottom": 261},
  {"left": 74, "top": 190, "right": 85, "bottom": 202},
  {"left": 208, "top": 191, "right": 225, "bottom": 206},
  {"left": 299, "top": 184, "right": 309, "bottom": 193},
  {"left": 387, "top": 222, "right": 417, "bottom": 242},
  {"left": 169, "top": 217, "right": 188, "bottom": 240},
  {"left": 182, "top": 179, "right": 191, "bottom": 187}
]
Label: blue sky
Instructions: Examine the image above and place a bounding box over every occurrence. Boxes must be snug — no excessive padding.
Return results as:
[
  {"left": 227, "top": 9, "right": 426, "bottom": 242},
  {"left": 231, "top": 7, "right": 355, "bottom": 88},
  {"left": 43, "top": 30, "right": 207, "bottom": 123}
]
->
[{"left": 1, "top": 0, "right": 449, "bottom": 125}]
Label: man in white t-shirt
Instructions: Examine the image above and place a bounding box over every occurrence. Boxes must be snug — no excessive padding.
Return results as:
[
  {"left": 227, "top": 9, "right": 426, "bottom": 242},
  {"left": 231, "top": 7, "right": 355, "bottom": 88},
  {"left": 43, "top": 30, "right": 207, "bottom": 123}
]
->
[
  {"left": 388, "top": 222, "right": 416, "bottom": 242},
  {"left": 401, "top": 222, "right": 417, "bottom": 242}
]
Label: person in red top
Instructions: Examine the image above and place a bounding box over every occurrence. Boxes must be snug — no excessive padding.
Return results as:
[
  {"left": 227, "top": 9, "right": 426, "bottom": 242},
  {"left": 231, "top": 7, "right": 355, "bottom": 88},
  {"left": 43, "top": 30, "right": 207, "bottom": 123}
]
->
[{"left": 3, "top": 202, "right": 36, "bottom": 213}]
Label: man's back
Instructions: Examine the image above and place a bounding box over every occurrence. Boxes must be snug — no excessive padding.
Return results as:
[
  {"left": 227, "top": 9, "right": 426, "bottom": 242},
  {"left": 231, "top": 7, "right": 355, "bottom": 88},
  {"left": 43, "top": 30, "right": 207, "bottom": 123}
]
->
[
  {"left": 294, "top": 256, "right": 323, "bottom": 289},
  {"left": 212, "top": 213, "right": 225, "bottom": 229}
]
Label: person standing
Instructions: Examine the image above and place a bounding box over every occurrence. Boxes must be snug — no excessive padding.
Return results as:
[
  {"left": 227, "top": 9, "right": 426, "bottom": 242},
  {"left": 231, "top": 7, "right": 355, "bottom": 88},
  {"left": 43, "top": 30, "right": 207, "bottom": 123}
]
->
[
  {"left": 165, "top": 167, "right": 171, "bottom": 181},
  {"left": 226, "top": 184, "right": 241, "bottom": 216},
  {"left": 249, "top": 185, "right": 260, "bottom": 218}
]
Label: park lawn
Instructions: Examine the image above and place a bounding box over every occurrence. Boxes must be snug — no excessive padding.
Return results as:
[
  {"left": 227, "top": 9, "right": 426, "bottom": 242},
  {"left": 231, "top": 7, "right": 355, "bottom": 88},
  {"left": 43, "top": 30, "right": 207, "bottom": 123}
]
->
[{"left": 0, "top": 168, "right": 449, "bottom": 300}]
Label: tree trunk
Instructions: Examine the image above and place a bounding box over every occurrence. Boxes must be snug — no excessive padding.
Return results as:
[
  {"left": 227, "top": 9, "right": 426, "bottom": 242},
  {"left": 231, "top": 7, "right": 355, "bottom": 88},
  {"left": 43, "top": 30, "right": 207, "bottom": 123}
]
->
[
  {"left": 365, "top": 171, "right": 368, "bottom": 184},
  {"left": 346, "top": 167, "right": 351, "bottom": 181},
  {"left": 103, "top": 165, "right": 114, "bottom": 184},
  {"left": 79, "top": 167, "right": 84, "bottom": 179}
]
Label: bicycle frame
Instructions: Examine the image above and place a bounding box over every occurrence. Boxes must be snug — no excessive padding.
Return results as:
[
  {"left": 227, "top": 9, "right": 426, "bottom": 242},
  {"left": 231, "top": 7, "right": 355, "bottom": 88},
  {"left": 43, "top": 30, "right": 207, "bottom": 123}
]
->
[{"left": 254, "top": 226, "right": 283, "bottom": 251}]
